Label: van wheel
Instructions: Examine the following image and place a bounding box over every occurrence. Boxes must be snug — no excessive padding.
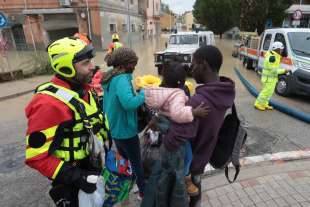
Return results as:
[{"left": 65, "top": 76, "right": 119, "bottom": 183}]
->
[
  {"left": 246, "top": 59, "right": 253, "bottom": 70},
  {"left": 157, "top": 66, "right": 163, "bottom": 75},
  {"left": 276, "top": 76, "right": 292, "bottom": 97}
]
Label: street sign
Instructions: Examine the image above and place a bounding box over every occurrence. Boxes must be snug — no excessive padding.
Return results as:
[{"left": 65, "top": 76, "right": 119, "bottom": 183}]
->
[
  {"left": 0, "top": 12, "right": 7, "bottom": 28},
  {"left": 293, "top": 9, "right": 303, "bottom": 20}
]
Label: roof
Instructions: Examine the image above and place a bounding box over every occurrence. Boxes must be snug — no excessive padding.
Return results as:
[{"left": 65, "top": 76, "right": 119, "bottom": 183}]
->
[
  {"left": 171, "top": 31, "right": 213, "bottom": 35},
  {"left": 286, "top": 4, "right": 310, "bottom": 14},
  {"left": 265, "top": 28, "right": 310, "bottom": 33}
]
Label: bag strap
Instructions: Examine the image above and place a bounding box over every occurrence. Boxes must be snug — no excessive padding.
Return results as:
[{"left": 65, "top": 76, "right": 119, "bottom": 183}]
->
[
  {"left": 231, "top": 103, "right": 238, "bottom": 118},
  {"left": 225, "top": 165, "right": 240, "bottom": 183}
]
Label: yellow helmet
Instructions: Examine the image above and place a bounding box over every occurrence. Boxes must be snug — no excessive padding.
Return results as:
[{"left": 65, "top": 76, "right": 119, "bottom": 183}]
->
[
  {"left": 112, "top": 33, "right": 120, "bottom": 41},
  {"left": 47, "top": 37, "right": 95, "bottom": 78}
]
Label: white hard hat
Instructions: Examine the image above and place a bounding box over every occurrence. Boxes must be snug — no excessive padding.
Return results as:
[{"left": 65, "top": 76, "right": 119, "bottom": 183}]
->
[{"left": 271, "top": 41, "right": 284, "bottom": 50}]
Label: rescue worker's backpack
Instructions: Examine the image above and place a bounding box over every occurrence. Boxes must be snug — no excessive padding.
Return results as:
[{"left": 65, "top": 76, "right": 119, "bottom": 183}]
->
[{"left": 209, "top": 103, "right": 247, "bottom": 183}]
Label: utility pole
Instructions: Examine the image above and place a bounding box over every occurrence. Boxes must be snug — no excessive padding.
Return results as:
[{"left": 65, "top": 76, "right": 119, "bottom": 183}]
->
[
  {"left": 169, "top": 3, "right": 172, "bottom": 32},
  {"left": 85, "top": 0, "right": 92, "bottom": 39},
  {"left": 127, "top": 0, "right": 132, "bottom": 48}
]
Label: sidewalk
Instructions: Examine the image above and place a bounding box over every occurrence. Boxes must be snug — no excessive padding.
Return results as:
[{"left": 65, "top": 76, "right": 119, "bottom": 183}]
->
[
  {"left": 121, "top": 159, "right": 310, "bottom": 207},
  {"left": 0, "top": 75, "right": 52, "bottom": 101}
]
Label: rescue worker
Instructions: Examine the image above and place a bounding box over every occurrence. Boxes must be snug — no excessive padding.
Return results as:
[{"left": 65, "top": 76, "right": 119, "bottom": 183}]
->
[
  {"left": 73, "top": 32, "right": 92, "bottom": 45},
  {"left": 25, "top": 37, "right": 109, "bottom": 206},
  {"left": 107, "top": 33, "right": 123, "bottom": 53},
  {"left": 254, "top": 41, "right": 290, "bottom": 111}
]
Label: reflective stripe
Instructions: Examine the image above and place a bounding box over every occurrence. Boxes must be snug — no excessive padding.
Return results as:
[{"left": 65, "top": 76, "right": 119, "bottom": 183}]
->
[
  {"left": 55, "top": 89, "right": 74, "bottom": 102},
  {"left": 26, "top": 140, "right": 53, "bottom": 159},
  {"left": 26, "top": 125, "right": 58, "bottom": 146},
  {"left": 52, "top": 161, "right": 64, "bottom": 179},
  {"left": 34, "top": 82, "right": 109, "bottom": 162}
]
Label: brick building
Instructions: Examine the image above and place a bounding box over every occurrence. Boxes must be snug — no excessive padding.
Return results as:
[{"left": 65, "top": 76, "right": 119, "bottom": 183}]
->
[{"left": 0, "top": 0, "right": 104, "bottom": 50}]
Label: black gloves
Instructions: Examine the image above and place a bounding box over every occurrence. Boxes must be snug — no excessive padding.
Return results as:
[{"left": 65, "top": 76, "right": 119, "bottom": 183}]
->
[
  {"left": 74, "top": 170, "right": 100, "bottom": 194},
  {"left": 54, "top": 163, "right": 100, "bottom": 194}
]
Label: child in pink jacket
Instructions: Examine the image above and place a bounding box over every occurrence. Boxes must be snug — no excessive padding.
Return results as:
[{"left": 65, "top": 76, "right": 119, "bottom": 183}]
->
[{"left": 143, "top": 61, "right": 209, "bottom": 196}]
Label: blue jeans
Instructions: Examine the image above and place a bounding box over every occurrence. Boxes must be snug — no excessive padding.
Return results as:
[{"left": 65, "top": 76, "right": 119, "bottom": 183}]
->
[{"left": 184, "top": 140, "right": 193, "bottom": 176}]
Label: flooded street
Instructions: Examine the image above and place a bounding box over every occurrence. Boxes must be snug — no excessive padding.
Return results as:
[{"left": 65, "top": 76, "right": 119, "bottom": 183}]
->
[{"left": 0, "top": 37, "right": 309, "bottom": 206}]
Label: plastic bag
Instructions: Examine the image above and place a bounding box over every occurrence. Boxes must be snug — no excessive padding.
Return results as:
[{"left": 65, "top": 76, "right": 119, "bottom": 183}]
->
[{"left": 78, "top": 176, "right": 105, "bottom": 207}]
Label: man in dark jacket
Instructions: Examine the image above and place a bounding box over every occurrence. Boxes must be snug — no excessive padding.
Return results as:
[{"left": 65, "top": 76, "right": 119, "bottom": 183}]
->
[{"left": 162, "top": 45, "right": 236, "bottom": 207}]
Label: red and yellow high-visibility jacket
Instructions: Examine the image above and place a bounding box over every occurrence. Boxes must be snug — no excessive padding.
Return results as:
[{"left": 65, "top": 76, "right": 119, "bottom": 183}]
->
[{"left": 25, "top": 76, "right": 107, "bottom": 180}]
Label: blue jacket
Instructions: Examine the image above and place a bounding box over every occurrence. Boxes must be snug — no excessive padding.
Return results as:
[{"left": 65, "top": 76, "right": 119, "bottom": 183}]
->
[{"left": 102, "top": 73, "right": 145, "bottom": 139}]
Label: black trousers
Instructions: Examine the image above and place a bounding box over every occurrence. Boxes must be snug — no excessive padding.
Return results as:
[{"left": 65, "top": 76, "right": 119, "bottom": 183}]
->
[{"left": 114, "top": 135, "right": 145, "bottom": 193}]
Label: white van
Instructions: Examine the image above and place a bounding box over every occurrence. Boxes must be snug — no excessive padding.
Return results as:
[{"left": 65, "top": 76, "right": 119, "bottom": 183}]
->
[
  {"left": 154, "top": 31, "right": 215, "bottom": 75},
  {"left": 240, "top": 28, "right": 310, "bottom": 96}
]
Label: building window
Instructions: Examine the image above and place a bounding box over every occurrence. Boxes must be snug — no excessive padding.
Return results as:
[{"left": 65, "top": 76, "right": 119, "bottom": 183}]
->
[
  {"left": 122, "top": 24, "right": 128, "bottom": 32},
  {"left": 110, "top": 24, "right": 116, "bottom": 32},
  {"left": 156, "top": 3, "right": 159, "bottom": 11},
  {"left": 130, "top": 0, "right": 134, "bottom": 4},
  {"left": 147, "top": 0, "right": 149, "bottom": 8},
  {"left": 131, "top": 24, "right": 136, "bottom": 32}
]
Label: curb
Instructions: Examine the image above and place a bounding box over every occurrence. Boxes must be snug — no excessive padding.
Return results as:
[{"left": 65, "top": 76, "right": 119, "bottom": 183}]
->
[
  {"left": 204, "top": 149, "right": 310, "bottom": 175},
  {"left": 0, "top": 89, "right": 34, "bottom": 102}
]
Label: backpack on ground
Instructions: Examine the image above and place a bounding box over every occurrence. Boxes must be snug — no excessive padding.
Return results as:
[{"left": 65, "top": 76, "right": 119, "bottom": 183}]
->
[{"left": 209, "top": 103, "right": 247, "bottom": 183}]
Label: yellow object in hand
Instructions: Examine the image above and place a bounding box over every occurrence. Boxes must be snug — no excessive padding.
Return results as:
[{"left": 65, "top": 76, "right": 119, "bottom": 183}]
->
[
  {"left": 135, "top": 75, "right": 161, "bottom": 88},
  {"left": 185, "top": 81, "right": 194, "bottom": 94}
]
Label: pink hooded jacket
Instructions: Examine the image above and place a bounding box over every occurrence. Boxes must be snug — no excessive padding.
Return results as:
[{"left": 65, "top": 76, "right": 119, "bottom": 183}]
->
[{"left": 144, "top": 86, "right": 193, "bottom": 123}]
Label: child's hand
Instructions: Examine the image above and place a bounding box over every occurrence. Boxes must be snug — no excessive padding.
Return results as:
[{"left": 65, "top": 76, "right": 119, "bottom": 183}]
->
[
  {"left": 148, "top": 116, "right": 159, "bottom": 131},
  {"left": 192, "top": 103, "right": 211, "bottom": 118}
]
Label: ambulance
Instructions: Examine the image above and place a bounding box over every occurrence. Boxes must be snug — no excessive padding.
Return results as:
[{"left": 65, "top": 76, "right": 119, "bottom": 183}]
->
[{"left": 239, "top": 28, "right": 310, "bottom": 96}]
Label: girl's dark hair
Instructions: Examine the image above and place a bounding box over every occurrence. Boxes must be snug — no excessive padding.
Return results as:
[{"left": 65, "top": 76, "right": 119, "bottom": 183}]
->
[
  {"left": 161, "top": 60, "right": 186, "bottom": 88},
  {"left": 193, "top": 45, "right": 223, "bottom": 72}
]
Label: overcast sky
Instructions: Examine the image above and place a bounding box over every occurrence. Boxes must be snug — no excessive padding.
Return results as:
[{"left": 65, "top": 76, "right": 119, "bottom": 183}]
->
[{"left": 162, "top": 0, "right": 195, "bottom": 14}]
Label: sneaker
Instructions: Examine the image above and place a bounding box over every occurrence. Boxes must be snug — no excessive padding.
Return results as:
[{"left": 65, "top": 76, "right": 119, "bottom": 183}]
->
[
  {"left": 254, "top": 104, "right": 266, "bottom": 111},
  {"left": 185, "top": 175, "right": 199, "bottom": 196},
  {"left": 265, "top": 105, "right": 274, "bottom": 110},
  {"left": 137, "top": 192, "right": 144, "bottom": 201}
]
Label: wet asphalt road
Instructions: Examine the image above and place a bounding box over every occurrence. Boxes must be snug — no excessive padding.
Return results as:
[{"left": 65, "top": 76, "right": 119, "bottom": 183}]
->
[{"left": 0, "top": 37, "right": 309, "bottom": 206}]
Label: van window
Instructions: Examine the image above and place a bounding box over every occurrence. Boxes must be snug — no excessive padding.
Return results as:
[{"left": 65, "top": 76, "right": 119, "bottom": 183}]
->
[
  {"left": 274, "top": 33, "right": 287, "bottom": 57},
  {"left": 288, "top": 32, "right": 310, "bottom": 58},
  {"left": 169, "top": 35, "right": 177, "bottom": 44},
  {"left": 263, "top": 34, "right": 272, "bottom": 50},
  {"left": 199, "top": 36, "right": 206, "bottom": 46}
]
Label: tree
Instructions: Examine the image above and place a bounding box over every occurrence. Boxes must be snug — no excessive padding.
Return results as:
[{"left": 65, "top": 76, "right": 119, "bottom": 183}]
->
[
  {"left": 240, "top": 0, "right": 293, "bottom": 34},
  {"left": 193, "top": 0, "right": 239, "bottom": 38}
]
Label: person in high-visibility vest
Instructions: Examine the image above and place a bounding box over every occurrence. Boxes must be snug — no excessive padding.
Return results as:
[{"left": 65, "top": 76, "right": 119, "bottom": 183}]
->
[
  {"left": 73, "top": 32, "right": 92, "bottom": 45},
  {"left": 107, "top": 33, "right": 123, "bottom": 53},
  {"left": 254, "top": 41, "right": 290, "bottom": 111},
  {"left": 25, "top": 37, "right": 109, "bottom": 206}
]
